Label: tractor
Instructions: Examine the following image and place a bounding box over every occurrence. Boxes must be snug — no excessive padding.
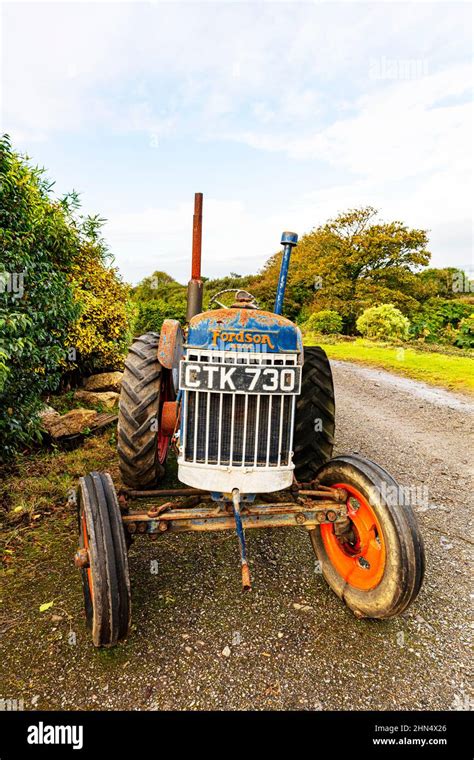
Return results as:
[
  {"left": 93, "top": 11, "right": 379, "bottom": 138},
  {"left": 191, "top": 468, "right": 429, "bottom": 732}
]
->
[{"left": 75, "top": 193, "right": 425, "bottom": 646}]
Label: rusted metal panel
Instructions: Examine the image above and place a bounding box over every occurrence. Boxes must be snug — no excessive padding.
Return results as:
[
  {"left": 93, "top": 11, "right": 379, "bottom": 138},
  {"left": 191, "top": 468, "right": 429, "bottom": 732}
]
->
[
  {"left": 121, "top": 499, "right": 347, "bottom": 533},
  {"left": 157, "top": 319, "right": 184, "bottom": 369},
  {"left": 191, "top": 192, "right": 203, "bottom": 280},
  {"left": 186, "top": 307, "right": 303, "bottom": 355},
  {"left": 161, "top": 400, "right": 180, "bottom": 436},
  {"left": 119, "top": 487, "right": 204, "bottom": 498},
  {"left": 186, "top": 192, "right": 204, "bottom": 320}
]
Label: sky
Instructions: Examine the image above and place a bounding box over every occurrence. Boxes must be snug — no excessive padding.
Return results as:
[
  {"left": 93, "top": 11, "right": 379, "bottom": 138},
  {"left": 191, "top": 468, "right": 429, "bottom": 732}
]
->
[{"left": 1, "top": 0, "right": 472, "bottom": 285}]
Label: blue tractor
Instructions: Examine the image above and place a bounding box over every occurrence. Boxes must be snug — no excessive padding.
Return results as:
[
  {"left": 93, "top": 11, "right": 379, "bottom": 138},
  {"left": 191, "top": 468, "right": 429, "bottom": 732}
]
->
[{"left": 76, "top": 194, "right": 425, "bottom": 646}]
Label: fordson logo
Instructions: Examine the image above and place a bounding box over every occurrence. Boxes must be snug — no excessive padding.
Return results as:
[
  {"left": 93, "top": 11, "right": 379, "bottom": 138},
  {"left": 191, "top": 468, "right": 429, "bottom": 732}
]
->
[{"left": 211, "top": 329, "right": 276, "bottom": 349}]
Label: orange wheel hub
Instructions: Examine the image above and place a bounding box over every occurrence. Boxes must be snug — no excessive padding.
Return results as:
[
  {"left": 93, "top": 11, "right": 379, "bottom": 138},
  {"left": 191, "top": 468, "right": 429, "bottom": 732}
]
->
[
  {"left": 320, "top": 483, "right": 386, "bottom": 590},
  {"left": 81, "top": 512, "right": 94, "bottom": 600}
]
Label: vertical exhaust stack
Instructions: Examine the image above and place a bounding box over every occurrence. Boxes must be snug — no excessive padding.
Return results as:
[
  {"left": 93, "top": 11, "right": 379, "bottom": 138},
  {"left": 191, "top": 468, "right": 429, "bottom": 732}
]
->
[
  {"left": 186, "top": 192, "right": 204, "bottom": 321},
  {"left": 274, "top": 231, "right": 298, "bottom": 315}
]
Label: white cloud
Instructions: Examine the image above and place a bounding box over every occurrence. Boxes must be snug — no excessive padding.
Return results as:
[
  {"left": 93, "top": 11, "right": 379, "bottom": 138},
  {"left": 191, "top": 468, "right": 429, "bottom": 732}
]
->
[
  {"left": 225, "top": 63, "right": 472, "bottom": 180},
  {"left": 1, "top": 1, "right": 471, "bottom": 276},
  {"left": 105, "top": 197, "right": 287, "bottom": 284}
]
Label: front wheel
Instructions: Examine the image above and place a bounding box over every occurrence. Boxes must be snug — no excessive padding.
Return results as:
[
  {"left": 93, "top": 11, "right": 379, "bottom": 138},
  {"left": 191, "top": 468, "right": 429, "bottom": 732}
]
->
[
  {"left": 310, "top": 454, "right": 425, "bottom": 618},
  {"left": 77, "top": 472, "right": 131, "bottom": 646}
]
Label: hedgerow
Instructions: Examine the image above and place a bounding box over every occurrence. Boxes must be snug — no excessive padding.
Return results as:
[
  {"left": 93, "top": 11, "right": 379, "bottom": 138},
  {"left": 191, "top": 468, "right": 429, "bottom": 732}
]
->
[{"left": 0, "top": 136, "right": 130, "bottom": 458}]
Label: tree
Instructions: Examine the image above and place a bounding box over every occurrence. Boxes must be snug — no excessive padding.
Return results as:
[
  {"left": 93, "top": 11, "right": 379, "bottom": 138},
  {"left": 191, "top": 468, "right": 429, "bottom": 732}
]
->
[{"left": 253, "top": 207, "right": 430, "bottom": 332}]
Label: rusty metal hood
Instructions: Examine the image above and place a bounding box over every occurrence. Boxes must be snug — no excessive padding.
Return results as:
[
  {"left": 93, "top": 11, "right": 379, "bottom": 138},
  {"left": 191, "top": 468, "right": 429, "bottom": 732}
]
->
[{"left": 187, "top": 308, "right": 303, "bottom": 355}]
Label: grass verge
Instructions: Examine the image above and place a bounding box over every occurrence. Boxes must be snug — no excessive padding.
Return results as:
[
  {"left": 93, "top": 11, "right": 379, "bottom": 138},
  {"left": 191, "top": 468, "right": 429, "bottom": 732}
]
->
[{"left": 305, "top": 336, "right": 474, "bottom": 395}]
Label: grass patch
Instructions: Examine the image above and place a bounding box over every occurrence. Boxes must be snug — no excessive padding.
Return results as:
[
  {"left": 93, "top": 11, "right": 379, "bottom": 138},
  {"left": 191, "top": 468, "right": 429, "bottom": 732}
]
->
[
  {"left": 0, "top": 430, "right": 119, "bottom": 553},
  {"left": 305, "top": 336, "right": 474, "bottom": 395}
]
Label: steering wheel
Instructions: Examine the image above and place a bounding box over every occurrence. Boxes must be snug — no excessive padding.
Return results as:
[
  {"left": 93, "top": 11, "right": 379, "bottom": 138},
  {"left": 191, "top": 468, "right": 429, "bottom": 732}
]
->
[{"left": 208, "top": 289, "right": 260, "bottom": 310}]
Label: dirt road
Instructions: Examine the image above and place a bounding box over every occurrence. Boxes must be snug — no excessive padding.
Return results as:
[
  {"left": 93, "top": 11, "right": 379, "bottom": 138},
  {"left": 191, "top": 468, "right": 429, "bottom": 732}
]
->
[{"left": 1, "top": 361, "right": 473, "bottom": 711}]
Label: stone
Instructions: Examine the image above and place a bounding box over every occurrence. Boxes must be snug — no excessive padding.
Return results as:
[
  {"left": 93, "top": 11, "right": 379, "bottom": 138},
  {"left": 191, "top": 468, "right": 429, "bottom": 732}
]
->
[
  {"left": 83, "top": 371, "right": 123, "bottom": 393},
  {"left": 40, "top": 408, "right": 99, "bottom": 439},
  {"left": 38, "top": 404, "right": 58, "bottom": 418},
  {"left": 74, "top": 390, "right": 119, "bottom": 409}
]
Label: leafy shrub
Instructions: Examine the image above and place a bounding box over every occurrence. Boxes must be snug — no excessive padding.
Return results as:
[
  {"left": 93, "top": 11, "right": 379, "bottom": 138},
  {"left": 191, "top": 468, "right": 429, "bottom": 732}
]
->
[
  {"left": 0, "top": 135, "right": 130, "bottom": 458},
  {"left": 410, "top": 298, "right": 472, "bottom": 343},
  {"left": 132, "top": 270, "right": 187, "bottom": 335},
  {"left": 356, "top": 304, "right": 410, "bottom": 341},
  {"left": 305, "top": 309, "right": 343, "bottom": 334},
  {"left": 134, "top": 299, "right": 187, "bottom": 335},
  {"left": 66, "top": 236, "right": 132, "bottom": 374},
  {"left": 0, "top": 138, "right": 81, "bottom": 457},
  {"left": 455, "top": 314, "right": 474, "bottom": 349}
]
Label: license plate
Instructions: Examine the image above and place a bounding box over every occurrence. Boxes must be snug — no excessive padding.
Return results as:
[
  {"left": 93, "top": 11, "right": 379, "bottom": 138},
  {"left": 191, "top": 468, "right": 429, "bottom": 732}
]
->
[{"left": 180, "top": 362, "right": 301, "bottom": 394}]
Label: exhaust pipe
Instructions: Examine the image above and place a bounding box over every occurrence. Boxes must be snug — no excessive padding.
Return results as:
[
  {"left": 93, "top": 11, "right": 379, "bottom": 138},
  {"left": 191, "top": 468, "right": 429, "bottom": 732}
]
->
[
  {"left": 186, "top": 192, "right": 204, "bottom": 321},
  {"left": 274, "top": 231, "right": 298, "bottom": 315}
]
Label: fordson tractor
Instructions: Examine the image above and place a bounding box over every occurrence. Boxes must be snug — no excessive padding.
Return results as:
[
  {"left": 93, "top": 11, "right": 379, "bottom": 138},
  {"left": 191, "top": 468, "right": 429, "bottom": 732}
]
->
[{"left": 76, "top": 194, "right": 425, "bottom": 646}]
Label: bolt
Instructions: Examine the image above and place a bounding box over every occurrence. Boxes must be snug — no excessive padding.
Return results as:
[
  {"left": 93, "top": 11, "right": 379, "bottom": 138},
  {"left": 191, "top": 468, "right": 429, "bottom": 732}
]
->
[
  {"left": 158, "top": 521, "right": 168, "bottom": 532},
  {"left": 138, "top": 522, "right": 147, "bottom": 533},
  {"left": 316, "top": 511, "right": 326, "bottom": 523},
  {"left": 74, "top": 548, "right": 89, "bottom": 569},
  {"left": 127, "top": 522, "right": 137, "bottom": 534},
  {"left": 295, "top": 513, "right": 306, "bottom": 524},
  {"left": 326, "top": 509, "right": 337, "bottom": 522},
  {"left": 348, "top": 497, "right": 360, "bottom": 511},
  {"left": 149, "top": 532, "right": 158, "bottom": 541}
]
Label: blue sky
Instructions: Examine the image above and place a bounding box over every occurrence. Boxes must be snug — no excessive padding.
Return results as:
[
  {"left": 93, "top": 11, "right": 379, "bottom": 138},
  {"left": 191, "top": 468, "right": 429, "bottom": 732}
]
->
[{"left": 1, "top": 1, "right": 472, "bottom": 284}]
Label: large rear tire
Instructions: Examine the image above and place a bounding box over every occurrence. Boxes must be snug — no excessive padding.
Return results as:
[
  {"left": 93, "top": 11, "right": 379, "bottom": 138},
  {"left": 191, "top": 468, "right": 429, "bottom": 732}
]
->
[
  {"left": 310, "top": 454, "right": 425, "bottom": 619},
  {"left": 293, "top": 346, "right": 335, "bottom": 482},
  {"left": 117, "top": 332, "right": 173, "bottom": 489}
]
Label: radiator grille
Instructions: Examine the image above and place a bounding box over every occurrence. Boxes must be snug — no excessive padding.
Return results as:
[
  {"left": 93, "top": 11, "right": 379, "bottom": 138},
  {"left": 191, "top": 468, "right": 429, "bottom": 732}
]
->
[{"left": 182, "top": 350, "right": 297, "bottom": 468}]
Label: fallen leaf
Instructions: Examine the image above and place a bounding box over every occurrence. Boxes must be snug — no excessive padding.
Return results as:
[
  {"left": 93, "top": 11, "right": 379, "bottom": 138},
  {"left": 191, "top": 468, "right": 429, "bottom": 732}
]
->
[{"left": 39, "top": 601, "right": 54, "bottom": 613}]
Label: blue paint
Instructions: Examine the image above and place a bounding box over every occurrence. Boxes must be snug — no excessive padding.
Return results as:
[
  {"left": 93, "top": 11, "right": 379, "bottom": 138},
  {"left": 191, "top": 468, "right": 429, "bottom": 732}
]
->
[
  {"left": 187, "top": 309, "right": 302, "bottom": 353},
  {"left": 232, "top": 496, "right": 247, "bottom": 565},
  {"left": 274, "top": 231, "right": 298, "bottom": 315}
]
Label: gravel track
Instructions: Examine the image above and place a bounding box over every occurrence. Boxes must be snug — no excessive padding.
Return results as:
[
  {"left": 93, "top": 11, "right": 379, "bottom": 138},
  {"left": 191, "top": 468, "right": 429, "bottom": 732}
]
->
[{"left": 1, "top": 360, "right": 472, "bottom": 711}]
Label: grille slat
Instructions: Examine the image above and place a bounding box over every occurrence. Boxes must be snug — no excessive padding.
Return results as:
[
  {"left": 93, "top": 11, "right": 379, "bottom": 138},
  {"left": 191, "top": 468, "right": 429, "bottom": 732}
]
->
[{"left": 182, "top": 350, "right": 297, "bottom": 469}]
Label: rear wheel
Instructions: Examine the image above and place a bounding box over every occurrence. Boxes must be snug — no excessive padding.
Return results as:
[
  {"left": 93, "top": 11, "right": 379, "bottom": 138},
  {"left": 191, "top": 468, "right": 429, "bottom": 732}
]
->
[
  {"left": 118, "top": 332, "right": 173, "bottom": 488},
  {"left": 293, "top": 346, "right": 335, "bottom": 482},
  {"left": 310, "top": 455, "right": 425, "bottom": 618},
  {"left": 77, "top": 472, "right": 131, "bottom": 646}
]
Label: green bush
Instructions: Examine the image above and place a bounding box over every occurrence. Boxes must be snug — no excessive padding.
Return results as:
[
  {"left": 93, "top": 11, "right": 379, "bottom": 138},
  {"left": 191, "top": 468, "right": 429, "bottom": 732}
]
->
[
  {"left": 65, "top": 235, "right": 132, "bottom": 375},
  {"left": 0, "top": 135, "right": 130, "bottom": 458},
  {"left": 455, "top": 314, "right": 474, "bottom": 349},
  {"left": 410, "top": 298, "right": 472, "bottom": 343},
  {"left": 134, "top": 299, "right": 187, "bottom": 335},
  {"left": 305, "top": 309, "right": 343, "bottom": 334},
  {"left": 356, "top": 304, "right": 410, "bottom": 341}
]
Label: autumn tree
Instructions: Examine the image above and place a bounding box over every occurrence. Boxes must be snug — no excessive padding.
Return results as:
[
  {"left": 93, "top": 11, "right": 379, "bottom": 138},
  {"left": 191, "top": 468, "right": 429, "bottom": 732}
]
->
[{"left": 253, "top": 207, "right": 430, "bottom": 332}]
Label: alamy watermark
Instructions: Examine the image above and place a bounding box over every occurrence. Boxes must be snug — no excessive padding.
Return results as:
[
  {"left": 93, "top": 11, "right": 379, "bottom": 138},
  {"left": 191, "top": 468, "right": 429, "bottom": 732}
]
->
[
  {"left": 452, "top": 269, "right": 474, "bottom": 294},
  {"left": 377, "top": 482, "right": 429, "bottom": 509},
  {"left": 369, "top": 57, "right": 429, "bottom": 81},
  {"left": 0, "top": 269, "right": 25, "bottom": 300}
]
